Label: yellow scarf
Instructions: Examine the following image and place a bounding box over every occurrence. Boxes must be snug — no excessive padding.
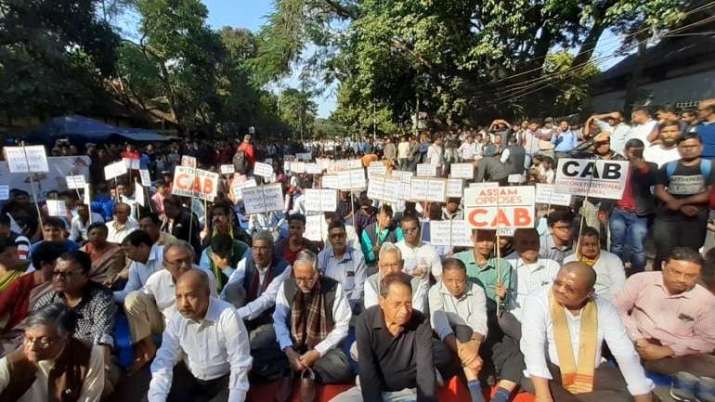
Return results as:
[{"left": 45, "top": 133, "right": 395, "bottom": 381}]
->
[{"left": 549, "top": 289, "right": 598, "bottom": 394}]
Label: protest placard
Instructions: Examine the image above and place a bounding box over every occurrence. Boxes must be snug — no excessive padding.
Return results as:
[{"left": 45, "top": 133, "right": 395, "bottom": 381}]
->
[
  {"left": 409, "top": 177, "right": 447, "bottom": 202},
  {"left": 134, "top": 182, "right": 146, "bottom": 207},
  {"left": 241, "top": 183, "right": 284, "bottom": 215},
  {"left": 367, "top": 174, "right": 400, "bottom": 203},
  {"left": 46, "top": 200, "right": 67, "bottom": 217},
  {"left": 305, "top": 163, "right": 323, "bottom": 175},
  {"left": 554, "top": 158, "right": 629, "bottom": 200},
  {"left": 508, "top": 174, "right": 523, "bottom": 184},
  {"left": 304, "top": 189, "right": 337, "bottom": 212},
  {"left": 254, "top": 162, "right": 274, "bottom": 178},
  {"left": 296, "top": 152, "right": 313, "bottom": 161},
  {"left": 337, "top": 169, "right": 366, "bottom": 191},
  {"left": 181, "top": 155, "right": 197, "bottom": 168},
  {"left": 83, "top": 184, "right": 91, "bottom": 206},
  {"left": 535, "top": 183, "right": 572, "bottom": 206},
  {"left": 290, "top": 162, "right": 306, "bottom": 174},
  {"left": 123, "top": 158, "right": 141, "bottom": 170},
  {"left": 4, "top": 145, "right": 49, "bottom": 173},
  {"left": 429, "top": 220, "right": 473, "bottom": 248},
  {"left": 104, "top": 160, "right": 128, "bottom": 180},
  {"left": 464, "top": 185, "right": 535, "bottom": 229},
  {"left": 304, "top": 214, "right": 326, "bottom": 242},
  {"left": 0, "top": 185, "right": 9, "bottom": 201},
  {"left": 446, "top": 178, "right": 463, "bottom": 198},
  {"left": 367, "top": 164, "right": 387, "bottom": 180},
  {"left": 449, "top": 163, "right": 474, "bottom": 179},
  {"left": 391, "top": 170, "right": 414, "bottom": 181},
  {"left": 321, "top": 175, "right": 339, "bottom": 190},
  {"left": 416, "top": 163, "right": 437, "bottom": 177},
  {"left": 139, "top": 169, "right": 152, "bottom": 187},
  {"left": 283, "top": 161, "right": 291, "bottom": 173},
  {"left": 220, "top": 164, "right": 235, "bottom": 175},
  {"left": 66, "top": 175, "right": 87, "bottom": 190},
  {"left": 171, "top": 166, "right": 219, "bottom": 201},
  {"left": 231, "top": 177, "right": 257, "bottom": 200}
]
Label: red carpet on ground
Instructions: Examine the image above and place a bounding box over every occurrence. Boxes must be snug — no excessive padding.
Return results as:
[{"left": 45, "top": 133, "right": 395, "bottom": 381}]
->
[{"left": 248, "top": 376, "right": 535, "bottom": 401}]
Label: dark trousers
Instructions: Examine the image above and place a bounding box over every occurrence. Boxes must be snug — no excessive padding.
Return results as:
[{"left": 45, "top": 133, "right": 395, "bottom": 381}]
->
[
  {"left": 167, "top": 362, "right": 229, "bottom": 402},
  {"left": 644, "top": 354, "right": 715, "bottom": 378},
  {"left": 522, "top": 363, "right": 633, "bottom": 402},
  {"left": 481, "top": 311, "right": 525, "bottom": 386},
  {"left": 309, "top": 348, "right": 355, "bottom": 384},
  {"left": 652, "top": 211, "right": 707, "bottom": 269}
]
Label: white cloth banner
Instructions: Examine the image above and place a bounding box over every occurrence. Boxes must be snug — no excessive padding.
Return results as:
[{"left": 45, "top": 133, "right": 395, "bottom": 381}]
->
[{"left": 0, "top": 156, "right": 91, "bottom": 199}]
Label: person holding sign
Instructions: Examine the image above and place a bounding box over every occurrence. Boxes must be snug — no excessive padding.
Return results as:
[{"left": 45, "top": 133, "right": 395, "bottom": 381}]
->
[
  {"left": 396, "top": 215, "right": 442, "bottom": 281},
  {"left": 520, "top": 263, "right": 655, "bottom": 402}
]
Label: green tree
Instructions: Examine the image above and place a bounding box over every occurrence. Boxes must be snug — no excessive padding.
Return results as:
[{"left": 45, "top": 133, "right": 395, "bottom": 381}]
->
[{"left": 277, "top": 88, "right": 318, "bottom": 141}]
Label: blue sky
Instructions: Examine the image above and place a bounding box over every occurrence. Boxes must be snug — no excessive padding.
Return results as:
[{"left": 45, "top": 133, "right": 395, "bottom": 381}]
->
[{"left": 121, "top": 1, "right": 627, "bottom": 119}]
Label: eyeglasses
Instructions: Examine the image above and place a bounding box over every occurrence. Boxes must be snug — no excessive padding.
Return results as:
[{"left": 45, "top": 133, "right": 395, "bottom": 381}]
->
[{"left": 52, "top": 270, "right": 82, "bottom": 279}]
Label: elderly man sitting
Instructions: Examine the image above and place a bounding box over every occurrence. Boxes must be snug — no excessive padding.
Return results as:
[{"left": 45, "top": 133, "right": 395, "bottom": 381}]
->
[
  {"left": 148, "top": 269, "right": 252, "bottom": 402},
  {"left": 273, "top": 250, "right": 353, "bottom": 402},
  {"left": 615, "top": 247, "right": 715, "bottom": 401},
  {"left": 363, "top": 243, "right": 428, "bottom": 313}
]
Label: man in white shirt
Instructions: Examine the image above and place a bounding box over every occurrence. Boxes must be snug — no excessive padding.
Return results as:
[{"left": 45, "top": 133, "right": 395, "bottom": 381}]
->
[
  {"left": 317, "top": 220, "right": 366, "bottom": 312},
  {"left": 563, "top": 226, "right": 626, "bottom": 302},
  {"left": 124, "top": 241, "right": 217, "bottom": 371},
  {"left": 395, "top": 214, "right": 442, "bottom": 280},
  {"left": 69, "top": 203, "right": 104, "bottom": 243},
  {"left": 521, "top": 262, "right": 654, "bottom": 402},
  {"left": 426, "top": 137, "right": 445, "bottom": 174},
  {"left": 273, "top": 250, "right": 353, "bottom": 401},
  {"left": 397, "top": 135, "right": 412, "bottom": 170},
  {"left": 106, "top": 202, "right": 139, "bottom": 244},
  {"left": 626, "top": 107, "right": 658, "bottom": 147},
  {"left": 644, "top": 119, "right": 681, "bottom": 168},
  {"left": 222, "top": 230, "right": 291, "bottom": 380},
  {"left": 458, "top": 135, "right": 478, "bottom": 161},
  {"left": 148, "top": 269, "right": 252, "bottom": 402},
  {"left": 114, "top": 230, "right": 164, "bottom": 303},
  {"left": 364, "top": 243, "right": 428, "bottom": 313},
  {"left": 429, "top": 258, "right": 488, "bottom": 402}
]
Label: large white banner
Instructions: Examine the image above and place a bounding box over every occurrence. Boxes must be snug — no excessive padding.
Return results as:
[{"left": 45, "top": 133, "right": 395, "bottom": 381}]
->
[
  {"left": 464, "top": 185, "right": 535, "bottom": 230},
  {"left": 555, "top": 158, "right": 629, "bottom": 200},
  {"left": 0, "top": 156, "right": 91, "bottom": 199}
]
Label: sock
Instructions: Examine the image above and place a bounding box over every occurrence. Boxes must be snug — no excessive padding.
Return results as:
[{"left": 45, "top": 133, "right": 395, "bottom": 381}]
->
[
  {"left": 489, "top": 387, "right": 511, "bottom": 402},
  {"left": 468, "top": 379, "right": 486, "bottom": 402}
]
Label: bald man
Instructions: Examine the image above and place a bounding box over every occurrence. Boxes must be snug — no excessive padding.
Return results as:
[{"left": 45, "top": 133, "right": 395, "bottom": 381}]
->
[
  {"left": 148, "top": 269, "right": 252, "bottom": 402},
  {"left": 520, "top": 262, "right": 655, "bottom": 402}
]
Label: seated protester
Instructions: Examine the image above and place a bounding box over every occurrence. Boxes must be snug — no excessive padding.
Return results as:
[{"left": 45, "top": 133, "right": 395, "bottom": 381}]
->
[
  {"left": 322, "top": 212, "right": 358, "bottom": 249},
  {"left": 106, "top": 202, "right": 139, "bottom": 244},
  {"left": 273, "top": 250, "right": 354, "bottom": 401},
  {"left": 396, "top": 214, "right": 443, "bottom": 281},
  {"left": 222, "top": 230, "right": 291, "bottom": 380},
  {"left": 69, "top": 203, "right": 104, "bottom": 243},
  {"left": 275, "top": 213, "right": 321, "bottom": 265},
  {"left": 364, "top": 243, "right": 428, "bottom": 314},
  {"left": 114, "top": 230, "right": 164, "bottom": 303},
  {"left": 0, "top": 213, "right": 31, "bottom": 261},
  {"left": 538, "top": 209, "right": 574, "bottom": 265},
  {"left": 148, "top": 270, "right": 251, "bottom": 402},
  {"left": 360, "top": 204, "right": 403, "bottom": 270},
  {"left": 124, "top": 241, "right": 217, "bottom": 371},
  {"left": 429, "top": 258, "right": 488, "bottom": 402},
  {"left": 33, "top": 251, "right": 116, "bottom": 354},
  {"left": 503, "top": 228, "right": 560, "bottom": 339},
  {"left": 199, "top": 233, "right": 249, "bottom": 293},
  {"left": 563, "top": 227, "right": 626, "bottom": 302},
  {"left": 0, "top": 237, "right": 24, "bottom": 292},
  {"left": 139, "top": 213, "right": 178, "bottom": 247},
  {"left": 521, "top": 262, "right": 655, "bottom": 402},
  {"left": 614, "top": 248, "right": 715, "bottom": 390},
  {"left": 162, "top": 197, "right": 201, "bottom": 256},
  {"left": 247, "top": 209, "right": 285, "bottom": 240},
  {"left": 332, "top": 273, "right": 454, "bottom": 402},
  {"left": 353, "top": 197, "right": 377, "bottom": 238},
  {"left": 0, "top": 242, "right": 65, "bottom": 335},
  {"left": 210, "top": 203, "right": 252, "bottom": 246},
  {"left": 80, "top": 223, "right": 126, "bottom": 286},
  {"left": 317, "top": 220, "right": 367, "bottom": 313},
  {"left": 0, "top": 304, "right": 104, "bottom": 402},
  {"left": 442, "top": 197, "right": 464, "bottom": 221},
  {"left": 653, "top": 133, "right": 714, "bottom": 268},
  {"left": 30, "top": 217, "right": 80, "bottom": 256}
]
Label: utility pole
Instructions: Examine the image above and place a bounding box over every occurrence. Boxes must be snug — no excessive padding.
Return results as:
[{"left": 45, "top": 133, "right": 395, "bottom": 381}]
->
[{"left": 372, "top": 101, "right": 377, "bottom": 141}]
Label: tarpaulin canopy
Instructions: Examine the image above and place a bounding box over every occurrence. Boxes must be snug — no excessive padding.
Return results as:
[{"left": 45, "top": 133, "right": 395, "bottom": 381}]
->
[{"left": 29, "top": 115, "right": 170, "bottom": 143}]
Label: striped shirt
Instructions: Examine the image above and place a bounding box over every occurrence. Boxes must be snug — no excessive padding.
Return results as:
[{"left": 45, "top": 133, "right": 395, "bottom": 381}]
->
[{"left": 506, "top": 257, "right": 560, "bottom": 322}]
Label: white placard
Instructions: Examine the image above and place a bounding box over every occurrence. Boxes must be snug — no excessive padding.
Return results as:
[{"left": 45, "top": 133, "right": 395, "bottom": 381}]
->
[
  {"left": 83, "top": 184, "right": 91, "bottom": 206},
  {"left": 296, "top": 152, "right": 313, "bottom": 161},
  {"left": 304, "top": 214, "right": 326, "bottom": 242},
  {"left": 254, "top": 162, "right": 274, "bottom": 178},
  {"left": 104, "top": 160, "right": 128, "bottom": 180},
  {"left": 171, "top": 166, "right": 219, "bottom": 201},
  {"left": 304, "top": 163, "right": 323, "bottom": 175},
  {"left": 46, "top": 200, "right": 67, "bottom": 217},
  {"left": 391, "top": 170, "right": 414, "bottom": 181},
  {"left": 283, "top": 161, "right": 291, "bottom": 173},
  {"left": 139, "top": 169, "right": 152, "bottom": 187},
  {"left": 304, "top": 189, "right": 337, "bottom": 212},
  {"left": 367, "top": 174, "right": 401, "bottom": 203},
  {"left": 134, "top": 182, "right": 146, "bottom": 207},
  {"left": 464, "top": 185, "right": 535, "bottom": 230},
  {"left": 264, "top": 158, "right": 273, "bottom": 165},
  {"left": 535, "top": 183, "right": 572, "bottom": 206},
  {"left": 337, "top": 169, "right": 366, "bottom": 191},
  {"left": 450, "top": 163, "right": 474, "bottom": 179},
  {"left": 446, "top": 178, "right": 463, "bottom": 198},
  {"left": 241, "top": 183, "right": 284, "bottom": 215},
  {"left": 220, "top": 164, "right": 235, "bottom": 175},
  {"left": 4, "top": 145, "right": 49, "bottom": 173},
  {"left": 123, "top": 158, "right": 141, "bottom": 170},
  {"left": 367, "top": 164, "right": 387, "bottom": 180},
  {"left": 554, "top": 158, "right": 629, "bottom": 200},
  {"left": 409, "top": 177, "right": 447, "bottom": 202},
  {"left": 181, "top": 155, "right": 197, "bottom": 168},
  {"left": 416, "top": 163, "right": 437, "bottom": 177},
  {"left": 0, "top": 185, "right": 9, "bottom": 200},
  {"left": 231, "top": 177, "right": 257, "bottom": 201},
  {"left": 430, "top": 220, "right": 473, "bottom": 247},
  {"left": 508, "top": 174, "right": 523, "bottom": 184},
  {"left": 290, "top": 162, "right": 306, "bottom": 174},
  {"left": 66, "top": 175, "right": 87, "bottom": 190},
  {"left": 322, "top": 175, "right": 339, "bottom": 190}
]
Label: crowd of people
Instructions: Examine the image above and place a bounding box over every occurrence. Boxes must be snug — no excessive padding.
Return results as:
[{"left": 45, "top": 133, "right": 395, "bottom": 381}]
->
[{"left": 0, "top": 99, "right": 714, "bottom": 402}]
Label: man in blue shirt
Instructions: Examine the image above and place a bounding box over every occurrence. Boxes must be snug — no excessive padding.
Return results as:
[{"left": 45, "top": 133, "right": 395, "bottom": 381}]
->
[
  {"left": 696, "top": 99, "right": 715, "bottom": 160},
  {"left": 552, "top": 119, "right": 579, "bottom": 158}
]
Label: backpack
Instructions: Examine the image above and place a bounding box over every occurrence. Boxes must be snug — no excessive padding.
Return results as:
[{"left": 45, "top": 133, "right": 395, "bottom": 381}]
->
[
  {"left": 233, "top": 150, "right": 249, "bottom": 174},
  {"left": 665, "top": 159, "right": 712, "bottom": 180}
]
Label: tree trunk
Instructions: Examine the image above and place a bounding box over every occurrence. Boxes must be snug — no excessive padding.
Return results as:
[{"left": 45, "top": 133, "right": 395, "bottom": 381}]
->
[{"left": 572, "top": 20, "right": 607, "bottom": 68}]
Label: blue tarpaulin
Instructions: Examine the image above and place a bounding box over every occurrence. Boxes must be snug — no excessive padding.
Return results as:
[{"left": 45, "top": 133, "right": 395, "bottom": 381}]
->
[{"left": 29, "top": 115, "right": 170, "bottom": 143}]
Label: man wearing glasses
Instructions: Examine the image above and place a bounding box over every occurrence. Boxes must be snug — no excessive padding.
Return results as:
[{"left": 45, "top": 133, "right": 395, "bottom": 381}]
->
[
  {"left": 317, "top": 220, "right": 366, "bottom": 313},
  {"left": 539, "top": 210, "right": 575, "bottom": 265}
]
